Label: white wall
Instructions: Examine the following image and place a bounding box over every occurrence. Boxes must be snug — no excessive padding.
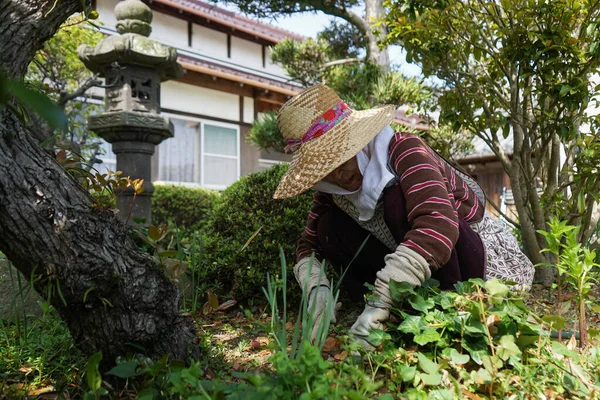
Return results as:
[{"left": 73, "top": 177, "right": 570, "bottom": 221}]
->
[
  {"left": 243, "top": 96, "right": 254, "bottom": 124},
  {"left": 162, "top": 81, "right": 240, "bottom": 121},
  {"left": 192, "top": 24, "right": 227, "bottom": 58},
  {"left": 151, "top": 11, "right": 188, "bottom": 48},
  {"left": 230, "top": 37, "right": 263, "bottom": 70},
  {"left": 96, "top": 0, "right": 119, "bottom": 29}
]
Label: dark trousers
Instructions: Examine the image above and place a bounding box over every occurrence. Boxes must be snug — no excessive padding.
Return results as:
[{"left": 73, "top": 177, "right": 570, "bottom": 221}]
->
[{"left": 317, "top": 206, "right": 388, "bottom": 301}]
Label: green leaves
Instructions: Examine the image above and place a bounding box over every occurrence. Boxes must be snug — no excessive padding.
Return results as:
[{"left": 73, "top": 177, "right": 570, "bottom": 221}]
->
[
  {"left": 398, "top": 314, "right": 425, "bottom": 335},
  {"left": 413, "top": 328, "right": 440, "bottom": 346},
  {"left": 484, "top": 279, "right": 509, "bottom": 298},
  {"left": 408, "top": 293, "right": 435, "bottom": 313},
  {"left": 85, "top": 352, "right": 106, "bottom": 397},
  {"left": 107, "top": 361, "right": 140, "bottom": 379},
  {"left": 496, "top": 335, "right": 521, "bottom": 361},
  {"left": 542, "top": 315, "right": 566, "bottom": 331},
  {"left": 368, "top": 329, "right": 392, "bottom": 346},
  {"left": 416, "top": 352, "right": 439, "bottom": 374},
  {"left": 0, "top": 74, "right": 68, "bottom": 131},
  {"left": 448, "top": 349, "right": 470, "bottom": 365}
]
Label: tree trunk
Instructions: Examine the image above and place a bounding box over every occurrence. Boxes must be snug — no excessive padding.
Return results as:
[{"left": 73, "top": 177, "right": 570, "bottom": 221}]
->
[
  {"left": 0, "top": 0, "right": 199, "bottom": 365},
  {"left": 365, "top": 0, "right": 390, "bottom": 71}
]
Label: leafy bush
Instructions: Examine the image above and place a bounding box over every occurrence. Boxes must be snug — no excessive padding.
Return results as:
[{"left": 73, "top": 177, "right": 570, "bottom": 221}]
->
[
  {"left": 200, "top": 164, "right": 312, "bottom": 302},
  {"left": 152, "top": 184, "right": 219, "bottom": 236}
]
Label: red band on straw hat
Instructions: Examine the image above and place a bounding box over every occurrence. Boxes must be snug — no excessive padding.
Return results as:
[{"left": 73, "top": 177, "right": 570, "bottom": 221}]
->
[{"left": 284, "top": 101, "right": 351, "bottom": 153}]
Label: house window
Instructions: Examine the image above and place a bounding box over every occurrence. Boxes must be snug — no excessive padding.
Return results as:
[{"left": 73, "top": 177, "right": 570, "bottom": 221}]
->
[
  {"left": 156, "top": 115, "right": 240, "bottom": 189},
  {"left": 202, "top": 123, "right": 239, "bottom": 188},
  {"left": 157, "top": 118, "right": 200, "bottom": 183}
]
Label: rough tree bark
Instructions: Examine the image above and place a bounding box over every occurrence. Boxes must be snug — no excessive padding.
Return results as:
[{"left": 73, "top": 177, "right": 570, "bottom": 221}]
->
[{"left": 0, "top": 0, "right": 199, "bottom": 364}]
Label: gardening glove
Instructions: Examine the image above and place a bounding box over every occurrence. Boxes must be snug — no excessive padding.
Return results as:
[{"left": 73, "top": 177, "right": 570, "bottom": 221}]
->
[
  {"left": 293, "top": 256, "right": 331, "bottom": 296},
  {"left": 308, "top": 285, "right": 339, "bottom": 341},
  {"left": 294, "top": 257, "right": 339, "bottom": 341},
  {"left": 349, "top": 305, "right": 390, "bottom": 351},
  {"left": 373, "top": 245, "right": 431, "bottom": 304},
  {"left": 350, "top": 245, "right": 431, "bottom": 351}
]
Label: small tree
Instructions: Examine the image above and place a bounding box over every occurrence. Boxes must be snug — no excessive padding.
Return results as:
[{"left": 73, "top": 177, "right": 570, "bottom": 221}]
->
[
  {"left": 384, "top": 0, "right": 600, "bottom": 284},
  {"left": 26, "top": 17, "right": 104, "bottom": 164}
]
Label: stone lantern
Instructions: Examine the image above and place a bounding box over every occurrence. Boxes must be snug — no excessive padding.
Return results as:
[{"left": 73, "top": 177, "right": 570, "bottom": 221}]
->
[{"left": 78, "top": 0, "right": 183, "bottom": 225}]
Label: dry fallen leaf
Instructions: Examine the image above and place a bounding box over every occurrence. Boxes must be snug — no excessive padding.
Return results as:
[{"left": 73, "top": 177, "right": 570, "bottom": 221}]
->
[
  {"left": 285, "top": 322, "right": 294, "bottom": 330},
  {"left": 567, "top": 335, "right": 577, "bottom": 351},
  {"left": 334, "top": 351, "right": 348, "bottom": 361},
  {"left": 256, "top": 336, "right": 270, "bottom": 346},
  {"left": 27, "top": 385, "right": 55, "bottom": 396},
  {"left": 486, "top": 314, "right": 501, "bottom": 327},
  {"left": 461, "top": 389, "right": 484, "bottom": 400},
  {"left": 251, "top": 340, "right": 261, "bottom": 350},
  {"left": 232, "top": 361, "right": 241, "bottom": 371},
  {"left": 322, "top": 336, "right": 338, "bottom": 352}
]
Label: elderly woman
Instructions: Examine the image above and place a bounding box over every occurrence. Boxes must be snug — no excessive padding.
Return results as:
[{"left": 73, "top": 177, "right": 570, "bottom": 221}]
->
[{"left": 273, "top": 84, "right": 534, "bottom": 350}]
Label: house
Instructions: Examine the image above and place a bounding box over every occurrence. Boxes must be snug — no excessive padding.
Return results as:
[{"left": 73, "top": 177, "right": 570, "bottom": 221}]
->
[
  {"left": 92, "top": 0, "right": 303, "bottom": 189},
  {"left": 457, "top": 137, "right": 517, "bottom": 220}
]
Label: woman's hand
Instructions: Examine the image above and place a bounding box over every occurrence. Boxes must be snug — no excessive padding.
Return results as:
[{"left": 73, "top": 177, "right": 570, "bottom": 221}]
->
[
  {"left": 349, "top": 304, "right": 390, "bottom": 351},
  {"left": 308, "top": 286, "right": 339, "bottom": 341}
]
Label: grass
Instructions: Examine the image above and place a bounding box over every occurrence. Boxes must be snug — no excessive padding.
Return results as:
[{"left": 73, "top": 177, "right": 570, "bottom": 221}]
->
[{"left": 0, "top": 310, "right": 85, "bottom": 398}]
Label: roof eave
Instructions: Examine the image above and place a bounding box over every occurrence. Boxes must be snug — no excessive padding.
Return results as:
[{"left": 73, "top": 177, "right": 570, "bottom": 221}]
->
[{"left": 150, "top": 0, "right": 304, "bottom": 44}]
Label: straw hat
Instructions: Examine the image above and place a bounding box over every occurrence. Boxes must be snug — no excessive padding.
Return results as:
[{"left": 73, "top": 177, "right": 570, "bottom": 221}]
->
[{"left": 273, "top": 84, "right": 395, "bottom": 199}]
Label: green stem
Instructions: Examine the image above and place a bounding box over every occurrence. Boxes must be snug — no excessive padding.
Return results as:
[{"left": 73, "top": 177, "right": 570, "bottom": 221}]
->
[{"left": 579, "top": 282, "right": 587, "bottom": 348}]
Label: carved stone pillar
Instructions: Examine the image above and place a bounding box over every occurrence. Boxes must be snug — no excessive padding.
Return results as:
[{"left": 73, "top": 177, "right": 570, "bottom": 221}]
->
[{"left": 78, "top": 0, "right": 183, "bottom": 224}]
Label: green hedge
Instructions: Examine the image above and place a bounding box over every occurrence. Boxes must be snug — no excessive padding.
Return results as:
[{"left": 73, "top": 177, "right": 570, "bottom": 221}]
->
[
  {"left": 152, "top": 184, "right": 219, "bottom": 235},
  {"left": 201, "top": 164, "right": 313, "bottom": 302}
]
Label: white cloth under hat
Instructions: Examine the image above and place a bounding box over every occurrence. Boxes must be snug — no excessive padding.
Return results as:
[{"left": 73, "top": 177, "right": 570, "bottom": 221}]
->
[{"left": 312, "top": 125, "right": 396, "bottom": 221}]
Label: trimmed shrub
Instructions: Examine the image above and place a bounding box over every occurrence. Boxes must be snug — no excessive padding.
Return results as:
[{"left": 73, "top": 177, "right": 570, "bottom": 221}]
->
[
  {"left": 152, "top": 184, "right": 219, "bottom": 236},
  {"left": 201, "top": 164, "right": 313, "bottom": 302}
]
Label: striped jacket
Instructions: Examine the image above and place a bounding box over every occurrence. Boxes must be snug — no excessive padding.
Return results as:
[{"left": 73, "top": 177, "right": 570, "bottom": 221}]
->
[{"left": 296, "top": 132, "right": 485, "bottom": 271}]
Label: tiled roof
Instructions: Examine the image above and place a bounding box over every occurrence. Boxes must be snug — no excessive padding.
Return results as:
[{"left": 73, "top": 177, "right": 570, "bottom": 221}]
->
[
  {"left": 178, "top": 53, "right": 302, "bottom": 95},
  {"left": 151, "top": 0, "right": 306, "bottom": 43}
]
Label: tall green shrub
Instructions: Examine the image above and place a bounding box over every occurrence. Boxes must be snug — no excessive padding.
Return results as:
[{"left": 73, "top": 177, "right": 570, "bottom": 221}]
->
[
  {"left": 152, "top": 184, "right": 219, "bottom": 235},
  {"left": 201, "top": 164, "right": 312, "bottom": 302}
]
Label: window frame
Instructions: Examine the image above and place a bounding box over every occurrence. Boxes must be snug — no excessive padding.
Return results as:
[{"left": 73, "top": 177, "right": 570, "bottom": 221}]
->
[
  {"left": 200, "top": 118, "right": 241, "bottom": 190},
  {"left": 158, "top": 112, "right": 240, "bottom": 190}
]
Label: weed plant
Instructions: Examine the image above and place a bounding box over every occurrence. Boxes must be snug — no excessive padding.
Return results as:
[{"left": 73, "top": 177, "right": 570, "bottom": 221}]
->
[{"left": 362, "top": 278, "right": 600, "bottom": 399}]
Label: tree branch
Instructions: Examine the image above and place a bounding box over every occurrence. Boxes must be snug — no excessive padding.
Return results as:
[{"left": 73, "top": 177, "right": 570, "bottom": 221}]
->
[
  {"left": 58, "top": 74, "right": 101, "bottom": 107},
  {"left": 317, "top": 57, "right": 361, "bottom": 72}
]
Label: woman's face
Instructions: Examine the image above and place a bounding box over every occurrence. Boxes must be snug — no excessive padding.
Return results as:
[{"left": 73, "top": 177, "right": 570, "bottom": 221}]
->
[{"left": 323, "top": 156, "right": 362, "bottom": 191}]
